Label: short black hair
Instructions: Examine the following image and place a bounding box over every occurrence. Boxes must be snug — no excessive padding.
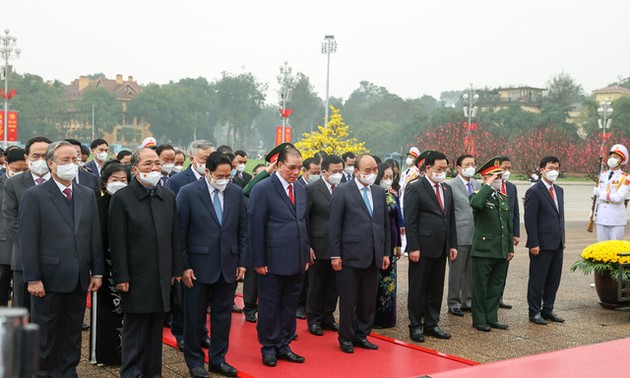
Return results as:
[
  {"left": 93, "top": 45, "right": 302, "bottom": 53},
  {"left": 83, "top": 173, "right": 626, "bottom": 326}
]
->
[
  {"left": 278, "top": 147, "right": 302, "bottom": 164},
  {"left": 175, "top": 149, "right": 185, "bottom": 157},
  {"left": 498, "top": 156, "right": 511, "bottom": 163},
  {"left": 64, "top": 138, "right": 82, "bottom": 148},
  {"left": 375, "top": 163, "right": 394, "bottom": 185},
  {"left": 217, "top": 145, "right": 233, "bottom": 155},
  {"left": 116, "top": 150, "right": 132, "bottom": 160},
  {"left": 25, "top": 136, "right": 52, "bottom": 155},
  {"left": 425, "top": 151, "right": 449, "bottom": 167},
  {"left": 303, "top": 157, "right": 319, "bottom": 170},
  {"left": 225, "top": 152, "right": 236, "bottom": 163},
  {"left": 206, "top": 151, "right": 232, "bottom": 172},
  {"left": 252, "top": 163, "right": 267, "bottom": 176},
  {"left": 6, "top": 147, "right": 25, "bottom": 163},
  {"left": 234, "top": 150, "right": 247, "bottom": 158},
  {"left": 372, "top": 155, "right": 382, "bottom": 164},
  {"left": 90, "top": 138, "right": 109, "bottom": 149},
  {"left": 156, "top": 144, "right": 175, "bottom": 157},
  {"left": 98, "top": 160, "right": 130, "bottom": 191},
  {"left": 456, "top": 154, "right": 474, "bottom": 167},
  {"left": 342, "top": 152, "right": 356, "bottom": 161},
  {"left": 314, "top": 151, "right": 329, "bottom": 164},
  {"left": 81, "top": 144, "right": 90, "bottom": 155},
  {"left": 322, "top": 155, "right": 344, "bottom": 171},
  {"left": 539, "top": 156, "right": 560, "bottom": 169}
]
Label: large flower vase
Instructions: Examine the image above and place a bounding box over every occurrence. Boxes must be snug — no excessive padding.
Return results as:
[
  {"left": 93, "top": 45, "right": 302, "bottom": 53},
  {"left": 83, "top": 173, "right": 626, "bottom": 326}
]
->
[{"left": 594, "top": 270, "right": 625, "bottom": 309}]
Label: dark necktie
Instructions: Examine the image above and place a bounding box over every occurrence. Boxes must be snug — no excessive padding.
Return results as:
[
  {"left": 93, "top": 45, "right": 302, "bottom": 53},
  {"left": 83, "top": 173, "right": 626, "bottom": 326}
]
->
[
  {"left": 288, "top": 184, "right": 295, "bottom": 204},
  {"left": 435, "top": 183, "right": 444, "bottom": 213},
  {"left": 36, "top": 177, "right": 45, "bottom": 185},
  {"left": 609, "top": 171, "right": 614, "bottom": 180},
  {"left": 63, "top": 188, "right": 72, "bottom": 200},
  {"left": 331, "top": 184, "right": 336, "bottom": 193}
]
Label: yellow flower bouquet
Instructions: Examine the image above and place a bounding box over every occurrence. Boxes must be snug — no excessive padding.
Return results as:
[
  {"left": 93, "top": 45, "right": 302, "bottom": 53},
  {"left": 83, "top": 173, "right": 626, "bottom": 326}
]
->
[{"left": 570, "top": 240, "right": 630, "bottom": 280}]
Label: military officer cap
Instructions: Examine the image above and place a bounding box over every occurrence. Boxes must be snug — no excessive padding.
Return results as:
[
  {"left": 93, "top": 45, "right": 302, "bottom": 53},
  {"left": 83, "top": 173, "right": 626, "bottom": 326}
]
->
[
  {"left": 476, "top": 156, "right": 504, "bottom": 176},
  {"left": 408, "top": 146, "right": 420, "bottom": 159},
  {"left": 413, "top": 150, "right": 435, "bottom": 169},
  {"left": 610, "top": 144, "right": 629, "bottom": 165},
  {"left": 265, "top": 142, "right": 296, "bottom": 163}
]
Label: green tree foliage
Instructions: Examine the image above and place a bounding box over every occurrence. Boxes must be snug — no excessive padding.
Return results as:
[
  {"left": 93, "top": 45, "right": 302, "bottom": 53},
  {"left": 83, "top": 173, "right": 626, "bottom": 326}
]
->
[
  {"left": 546, "top": 72, "right": 584, "bottom": 108},
  {"left": 288, "top": 73, "right": 323, "bottom": 139},
  {"left": 73, "top": 87, "right": 123, "bottom": 135}
]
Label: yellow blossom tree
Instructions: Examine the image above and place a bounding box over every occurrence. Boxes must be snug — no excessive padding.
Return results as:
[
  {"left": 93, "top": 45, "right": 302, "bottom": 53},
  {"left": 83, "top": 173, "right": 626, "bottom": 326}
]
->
[{"left": 294, "top": 106, "right": 368, "bottom": 158}]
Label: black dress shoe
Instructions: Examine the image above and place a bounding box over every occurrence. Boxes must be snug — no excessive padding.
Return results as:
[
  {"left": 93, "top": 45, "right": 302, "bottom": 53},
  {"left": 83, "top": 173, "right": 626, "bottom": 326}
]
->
[
  {"left": 262, "top": 354, "right": 277, "bottom": 367},
  {"left": 322, "top": 322, "right": 340, "bottom": 332},
  {"left": 296, "top": 307, "right": 306, "bottom": 319},
  {"left": 448, "top": 308, "right": 465, "bottom": 317},
  {"left": 277, "top": 351, "right": 305, "bottom": 363},
  {"left": 424, "top": 326, "right": 451, "bottom": 339},
  {"left": 340, "top": 341, "right": 354, "bottom": 353},
  {"left": 177, "top": 339, "right": 184, "bottom": 352},
  {"left": 352, "top": 338, "right": 378, "bottom": 350},
  {"left": 488, "top": 322, "right": 509, "bottom": 330},
  {"left": 473, "top": 323, "right": 491, "bottom": 332},
  {"left": 189, "top": 366, "right": 210, "bottom": 378},
  {"left": 202, "top": 337, "right": 211, "bottom": 349},
  {"left": 499, "top": 300, "right": 513, "bottom": 309},
  {"left": 244, "top": 312, "right": 257, "bottom": 323},
  {"left": 409, "top": 327, "right": 424, "bottom": 342},
  {"left": 308, "top": 324, "right": 323, "bottom": 336},
  {"left": 232, "top": 304, "right": 243, "bottom": 313},
  {"left": 291, "top": 333, "right": 298, "bottom": 341},
  {"left": 460, "top": 306, "right": 472, "bottom": 312},
  {"left": 210, "top": 362, "right": 238, "bottom": 377},
  {"left": 541, "top": 312, "right": 565, "bottom": 323},
  {"left": 529, "top": 314, "right": 548, "bottom": 325}
]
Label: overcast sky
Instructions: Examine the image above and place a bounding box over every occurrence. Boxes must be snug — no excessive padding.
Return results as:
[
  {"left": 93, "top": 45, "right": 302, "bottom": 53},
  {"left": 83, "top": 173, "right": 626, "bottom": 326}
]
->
[{"left": 2, "top": 0, "right": 629, "bottom": 103}]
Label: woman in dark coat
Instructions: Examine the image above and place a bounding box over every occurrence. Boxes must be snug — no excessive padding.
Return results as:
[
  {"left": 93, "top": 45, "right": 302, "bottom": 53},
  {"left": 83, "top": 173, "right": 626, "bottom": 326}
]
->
[
  {"left": 373, "top": 163, "right": 402, "bottom": 328},
  {"left": 90, "top": 161, "right": 129, "bottom": 366}
]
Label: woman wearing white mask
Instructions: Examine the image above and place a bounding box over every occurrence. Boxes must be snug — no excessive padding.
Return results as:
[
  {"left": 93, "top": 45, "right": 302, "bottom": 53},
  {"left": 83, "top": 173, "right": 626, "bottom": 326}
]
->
[{"left": 91, "top": 161, "right": 130, "bottom": 366}]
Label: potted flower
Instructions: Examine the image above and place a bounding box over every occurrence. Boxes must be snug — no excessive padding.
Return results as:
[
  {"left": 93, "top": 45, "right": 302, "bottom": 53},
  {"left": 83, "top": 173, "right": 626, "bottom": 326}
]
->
[{"left": 570, "top": 240, "right": 630, "bottom": 309}]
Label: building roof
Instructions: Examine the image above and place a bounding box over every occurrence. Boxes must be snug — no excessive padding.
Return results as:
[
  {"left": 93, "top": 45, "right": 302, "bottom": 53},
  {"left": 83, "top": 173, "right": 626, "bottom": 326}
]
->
[
  {"left": 63, "top": 75, "right": 143, "bottom": 102},
  {"left": 592, "top": 85, "right": 630, "bottom": 94}
]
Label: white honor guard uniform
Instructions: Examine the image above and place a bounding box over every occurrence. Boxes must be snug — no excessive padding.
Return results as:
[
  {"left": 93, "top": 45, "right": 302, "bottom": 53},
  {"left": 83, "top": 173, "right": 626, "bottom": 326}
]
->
[
  {"left": 398, "top": 146, "right": 421, "bottom": 214},
  {"left": 596, "top": 144, "right": 630, "bottom": 241}
]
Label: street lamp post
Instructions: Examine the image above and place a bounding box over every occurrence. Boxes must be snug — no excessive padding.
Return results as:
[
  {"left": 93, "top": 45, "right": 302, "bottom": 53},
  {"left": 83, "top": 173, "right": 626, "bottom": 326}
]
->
[
  {"left": 277, "top": 61, "right": 296, "bottom": 143},
  {"left": 598, "top": 99, "right": 613, "bottom": 170},
  {"left": 0, "top": 30, "right": 21, "bottom": 148},
  {"left": 321, "top": 35, "right": 337, "bottom": 126},
  {"left": 462, "top": 84, "right": 479, "bottom": 154}
]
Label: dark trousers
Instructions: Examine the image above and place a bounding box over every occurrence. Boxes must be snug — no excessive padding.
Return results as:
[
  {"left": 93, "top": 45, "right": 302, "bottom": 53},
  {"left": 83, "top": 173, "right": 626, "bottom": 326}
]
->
[
  {"left": 336, "top": 264, "right": 378, "bottom": 343},
  {"left": 31, "top": 285, "right": 86, "bottom": 378},
  {"left": 257, "top": 272, "right": 304, "bottom": 356},
  {"left": 527, "top": 248, "right": 563, "bottom": 316},
  {"left": 297, "top": 269, "right": 309, "bottom": 311},
  {"left": 120, "top": 312, "right": 165, "bottom": 378},
  {"left": 242, "top": 267, "right": 258, "bottom": 315},
  {"left": 408, "top": 253, "right": 447, "bottom": 328},
  {"left": 0, "top": 264, "right": 11, "bottom": 306},
  {"left": 184, "top": 276, "right": 237, "bottom": 367},
  {"left": 12, "top": 270, "right": 30, "bottom": 310},
  {"left": 306, "top": 258, "right": 338, "bottom": 327},
  {"left": 170, "top": 281, "right": 185, "bottom": 341},
  {"left": 472, "top": 257, "right": 508, "bottom": 325}
]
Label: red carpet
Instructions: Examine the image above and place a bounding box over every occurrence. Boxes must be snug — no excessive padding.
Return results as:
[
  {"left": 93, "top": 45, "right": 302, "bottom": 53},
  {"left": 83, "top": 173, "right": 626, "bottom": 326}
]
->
[
  {"left": 430, "top": 338, "right": 630, "bottom": 378},
  {"left": 162, "top": 297, "right": 476, "bottom": 378}
]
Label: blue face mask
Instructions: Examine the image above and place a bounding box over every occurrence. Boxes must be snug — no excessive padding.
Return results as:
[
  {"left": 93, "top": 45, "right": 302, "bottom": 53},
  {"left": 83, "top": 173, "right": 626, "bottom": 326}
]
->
[{"left": 231, "top": 169, "right": 237, "bottom": 177}]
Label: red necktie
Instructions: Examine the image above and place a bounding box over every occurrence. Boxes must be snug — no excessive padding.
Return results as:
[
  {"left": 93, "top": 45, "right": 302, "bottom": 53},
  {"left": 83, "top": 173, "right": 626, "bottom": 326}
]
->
[
  {"left": 63, "top": 188, "right": 72, "bottom": 200},
  {"left": 501, "top": 181, "right": 507, "bottom": 195},
  {"left": 331, "top": 184, "right": 335, "bottom": 193},
  {"left": 549, "top": 185, "right": 555, "bottom": 202},
  {"left": 288, "top": 184, "right": 295, "bottom": 204},
  {"left": 434, "top": 183, "right": 444, "bottom": 213}
]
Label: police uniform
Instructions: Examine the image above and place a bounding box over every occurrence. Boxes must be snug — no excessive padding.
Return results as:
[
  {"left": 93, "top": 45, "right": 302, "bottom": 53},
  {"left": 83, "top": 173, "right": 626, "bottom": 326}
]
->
[
  {"left": 399, "top": 150, "right": 432, "bottom": 254},
  {"left": 469, "top": 158, "right": 513, "bottom": 331},
  {"left": 595, "top": 144, "right": 630, "bottom": 241}
]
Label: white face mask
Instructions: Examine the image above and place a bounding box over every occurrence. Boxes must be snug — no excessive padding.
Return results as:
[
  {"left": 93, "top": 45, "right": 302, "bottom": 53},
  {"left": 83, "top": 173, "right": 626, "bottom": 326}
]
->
[
  {"left": 96, "top": 152, "right": 108, "bottom": 162},
  {"left": 106, "top": 181, "right": 127, "bottom": 194},
  {"left": 78, "top": 161, "right": 86, "bottom": 167},
  {"left": 491, "top": 179, "right": 502, "bottom": 191},
  {"left": 380, "top": 179, "right": 393, "bottom": 190},
  {"left": 327, "top": 172, "right": 343, "bottom": 185},
  {"left": 236, "top": 164, "right": 246, "bottom": 173},
  {"left": 545, "top": 170, "right": 559, "bottom": 183},
  {"left": 195, "top": 162, "right": 207, "bottom": 175},
  {"left": 161, "top": 163, "right": 174, "bottom": 174},
  {"left": 359, "top": 173, "right": 377, "bottom": 186},
  {"left": 405, "top": 157, "right": 414, "bottom": 166},
  {"left": 431, "top": 171, "right": 446, "bottom": 183},
  {"left": 209, "top": 177, "right": 230, "bottom": 192},
  {"left": 138, "top": 170, "right": 162, "bottom": 187},
  {"left": 172, "top": 165, "right": 183, "bottom": 173},
  {"left": 344, "top": 166, "right": 354, "bottom": 175},
  {"left": 461, "top": 166, "right": 476, "bottom": 178},
  {"left": 608, "top": 157, "right": 620, "bottom": 169},
  {"left": 7, "top": 170, "right": 23, "bottom": 178},
  {"left": 502, "top": 171, "right": 511, "bottom": 181},
  {"left": 56, "top": 163, "right": 78, "bottom": 182},
  {"left": 29, "top": 159, "right": 49, "bottom": 176},
  {"left": 308, "top": 174, "right": 321, "bottom": 183}
]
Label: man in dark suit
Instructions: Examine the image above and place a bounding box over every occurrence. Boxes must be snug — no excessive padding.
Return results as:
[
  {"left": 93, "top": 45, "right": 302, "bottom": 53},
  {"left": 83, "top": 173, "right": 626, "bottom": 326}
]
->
[
  {"left": 20, "top": 141, "right": 104, "bottom": 377},
  {"left": 296, "top": 157, "right": 321, "bottom": 187},
  {"left": 232, "top": 150, "right": 252, "bottom": 188},
  {"left": 65, "top": 139, "right": 100, "bottom": 196},
  {"left": 0, "top": 148, "right": 28, "bottom": 306},
  {"left": 157, "top": 143, "right": 177, "bottom": 187},
  {"left": 341, "top": 152, "right": 356, "bottom": 183},
  {"left": 329, "top": 154, "right": 391, "bottom": 353},
  {"left": 305, "top": 155, "right": 344, "bottom": 336},
  {"left": 3, "top": 136, "right": 52, "bottom": 311},
  {"left": 404, "top": 151, "right": 458, "bottom": 342},
  {"left": 109, "top": 148, "right": 183, "bottom": 378},
  {"left": 248, "top": 144, "right": 309, "bottom": 367},
  {"left": 498, "top": 156, "right": 520, "bottom": 309},
  {"left": 178, "top": 152, "right": 248, "bottom": 378},
  {"left": 85, "top": 138, "right": 109, "bottom": 176},
  {"left": 525, "top": 156, "right": 565, "bottom": 325}
]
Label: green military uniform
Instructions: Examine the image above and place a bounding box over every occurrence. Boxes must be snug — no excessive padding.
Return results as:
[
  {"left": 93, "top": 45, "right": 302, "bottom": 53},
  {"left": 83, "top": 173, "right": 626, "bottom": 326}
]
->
[{"left": 469, "top": 159, "right": 514, "bottom": 328}]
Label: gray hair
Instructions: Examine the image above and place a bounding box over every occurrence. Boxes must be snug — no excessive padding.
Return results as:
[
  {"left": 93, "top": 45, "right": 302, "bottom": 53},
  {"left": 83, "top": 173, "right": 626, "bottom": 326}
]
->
[
  {"left": 130, "top": 147, "right": 156, "bottom": 167},
  {"left": 45, "top": 141, "right": 74, "bottom": 162},
  {"left": 187, "top": 140, "right": 214, "bottom": 157}
]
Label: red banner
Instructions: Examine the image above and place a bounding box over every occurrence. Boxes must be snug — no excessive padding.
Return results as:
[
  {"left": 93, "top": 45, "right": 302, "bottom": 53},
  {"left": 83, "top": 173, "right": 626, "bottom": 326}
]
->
[
  {"left": 275, "top": 126, "right": 292, "bottom": 145},
  {"left": 0, "top": 111, "right": 18, "bottom": 142}
]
